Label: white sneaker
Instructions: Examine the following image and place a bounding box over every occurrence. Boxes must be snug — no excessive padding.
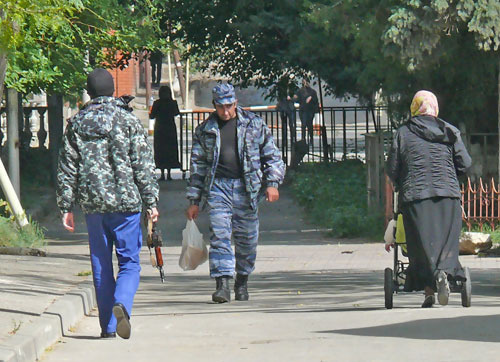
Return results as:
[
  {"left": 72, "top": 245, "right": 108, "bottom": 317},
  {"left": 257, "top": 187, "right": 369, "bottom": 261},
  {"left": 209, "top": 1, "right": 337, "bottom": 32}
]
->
[{"left": 436, "top": 271, "right": 450, "bottom": 306}]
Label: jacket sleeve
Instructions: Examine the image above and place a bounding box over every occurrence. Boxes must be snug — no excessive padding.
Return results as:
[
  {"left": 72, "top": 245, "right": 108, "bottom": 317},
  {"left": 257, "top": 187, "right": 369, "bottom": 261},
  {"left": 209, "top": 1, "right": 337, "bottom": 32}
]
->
[
  {"left": 187, "top": 127, "right": 208, "bottom": 204},
  {"left": 259, "top": 121, "right": 285, "bottom": 188},
  {"left": 453, "top": 133, "right": 472, "bottom": 176},
  {"left": 56, "top": 122, "right": 80, "bottom": 213},
  {"left": 129, "top": 119, "right": 159, "bottom": 210},
  {"left": 386, "top": 131, "right": 401, "bottom": 186}
]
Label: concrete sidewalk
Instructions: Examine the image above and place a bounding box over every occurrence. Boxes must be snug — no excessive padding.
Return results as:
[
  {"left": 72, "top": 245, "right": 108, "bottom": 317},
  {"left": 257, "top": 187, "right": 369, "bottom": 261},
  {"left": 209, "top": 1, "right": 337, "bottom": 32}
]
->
[{"left": 2, "top": 179, "right": 500, "bottom": 361}]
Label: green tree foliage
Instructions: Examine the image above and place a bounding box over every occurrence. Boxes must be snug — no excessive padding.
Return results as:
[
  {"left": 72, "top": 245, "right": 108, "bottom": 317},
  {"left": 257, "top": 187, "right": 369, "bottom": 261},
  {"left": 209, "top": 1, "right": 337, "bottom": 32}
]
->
[
  {"left": 167, "top": 0, "right": 498, "bottom": 131},
  {"left": 384, "top": 0, "right": 500, "bottom": 67},
  {"left": 0, "top": 0, "right": 164, "bottom": 101},
  {"left": 382, "top": 0, "right": 500, "bottom": 130}
]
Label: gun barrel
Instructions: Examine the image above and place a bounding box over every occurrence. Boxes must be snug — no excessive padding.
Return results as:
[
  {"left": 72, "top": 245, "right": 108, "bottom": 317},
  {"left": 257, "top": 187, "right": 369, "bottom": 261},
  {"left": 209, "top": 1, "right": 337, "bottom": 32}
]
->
[{"left": 159, "top": 267, "right": 165, "bottom": 283}]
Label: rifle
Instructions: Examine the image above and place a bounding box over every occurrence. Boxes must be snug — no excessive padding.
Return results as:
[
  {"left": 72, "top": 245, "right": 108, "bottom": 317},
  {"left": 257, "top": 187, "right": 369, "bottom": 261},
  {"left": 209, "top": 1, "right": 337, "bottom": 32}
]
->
[{"left": 146, "top": 216, "right": 165, "bottom": 283}]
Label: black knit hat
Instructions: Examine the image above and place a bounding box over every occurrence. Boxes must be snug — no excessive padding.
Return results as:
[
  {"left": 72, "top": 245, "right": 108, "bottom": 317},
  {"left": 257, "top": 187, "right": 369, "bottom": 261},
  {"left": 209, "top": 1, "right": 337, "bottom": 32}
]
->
[{"left": 87, "top": 68, "right": 115, "bottom": 98}]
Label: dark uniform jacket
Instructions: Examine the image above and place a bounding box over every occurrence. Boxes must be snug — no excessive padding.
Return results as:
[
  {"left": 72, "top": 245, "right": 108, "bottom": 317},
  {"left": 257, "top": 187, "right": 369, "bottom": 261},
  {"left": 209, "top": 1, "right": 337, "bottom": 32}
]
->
[
  {"left": 187, "top": 106, "right": 285, "bottom": 210},
  {"left": 57, "top": 96, "right": 159, "bottom": 214},
  {"left": 386, "top": 115, "right": 472, "bottom": 204}
]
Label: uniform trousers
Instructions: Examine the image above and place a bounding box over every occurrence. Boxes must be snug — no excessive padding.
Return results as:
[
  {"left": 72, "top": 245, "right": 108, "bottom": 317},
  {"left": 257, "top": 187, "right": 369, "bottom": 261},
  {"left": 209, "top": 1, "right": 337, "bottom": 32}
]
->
[
  {"left": 207, "top": 178, "right": 259, "bottom": 278},
  {"left": 85, "top": 212, "right": 142, "bottom": 333}
]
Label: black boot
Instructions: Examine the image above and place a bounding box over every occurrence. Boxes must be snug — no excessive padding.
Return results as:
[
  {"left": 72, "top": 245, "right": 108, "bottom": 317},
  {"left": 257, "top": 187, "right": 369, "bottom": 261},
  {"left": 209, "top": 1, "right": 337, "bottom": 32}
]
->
[
  {"left": 212, "top": 276, "right": 231, "bottom": 303},
  {"left": 234, "top": 274, "right": 249, "bottom": 301}
]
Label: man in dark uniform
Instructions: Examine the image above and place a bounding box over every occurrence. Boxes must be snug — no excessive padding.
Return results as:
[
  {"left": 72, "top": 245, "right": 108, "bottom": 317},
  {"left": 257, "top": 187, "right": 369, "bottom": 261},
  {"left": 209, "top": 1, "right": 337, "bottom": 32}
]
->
[
  {"left": 295, "top": 78, "right": 319, "bottom": 144},
  {"left": 186, "top": 84, "right": 285, "bottom": 303}
]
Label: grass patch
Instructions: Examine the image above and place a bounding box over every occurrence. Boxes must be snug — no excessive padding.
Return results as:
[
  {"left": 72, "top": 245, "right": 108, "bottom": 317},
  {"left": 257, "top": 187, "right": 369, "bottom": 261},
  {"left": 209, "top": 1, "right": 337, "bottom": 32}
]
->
[
  {"left": 289, "top": 160, "right": 384, "bottom": 239},
  {"left": 0, "top": 214, "right": 46, "bottom": 248},
  {"left": 77, "top": 270, "right": 92, "bottom": 277}
]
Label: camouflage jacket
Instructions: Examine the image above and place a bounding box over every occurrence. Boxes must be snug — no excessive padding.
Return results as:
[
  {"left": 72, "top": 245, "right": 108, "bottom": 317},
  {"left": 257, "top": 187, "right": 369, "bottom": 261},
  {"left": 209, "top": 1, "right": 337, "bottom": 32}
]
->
[
  {"left": 187, "top": 107, "right": 285, "bottom": 210},
  {"left": 57, "top": 96, "right": 159, "bottom": 214}
]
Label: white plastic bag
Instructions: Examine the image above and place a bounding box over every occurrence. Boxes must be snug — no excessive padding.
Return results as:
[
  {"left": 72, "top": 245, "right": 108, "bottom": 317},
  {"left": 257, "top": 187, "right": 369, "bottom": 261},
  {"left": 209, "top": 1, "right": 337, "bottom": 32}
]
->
[
  {"left": 179, "top": 220, "right": 208, "bottom": 271},
  {"left": 384, "top": 219, "right": 396, "bottom": 246}
]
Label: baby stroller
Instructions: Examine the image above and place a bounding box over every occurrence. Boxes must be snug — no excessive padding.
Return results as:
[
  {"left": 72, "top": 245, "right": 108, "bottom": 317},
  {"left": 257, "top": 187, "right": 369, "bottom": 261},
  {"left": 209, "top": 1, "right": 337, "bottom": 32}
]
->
[{"left": 383, "top": 193, "right": 472, "bottom": 309}]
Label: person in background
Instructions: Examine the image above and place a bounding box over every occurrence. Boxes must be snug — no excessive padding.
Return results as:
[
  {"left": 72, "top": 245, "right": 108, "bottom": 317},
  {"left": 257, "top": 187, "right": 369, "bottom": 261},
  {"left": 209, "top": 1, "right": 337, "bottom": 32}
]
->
[
  {"left": 294, "top": 78, "right": 319, "bottom": 145},
  {"left": 149, "top": 85, "right": 181, "bottom": 181},
  {"left": 150, "top": 50, "right": 163, "bottom": 87},
  {"left": 277, "top": 84, "right": 297, "bottom": 145},
  {"left": 186, "top": 83, "right": 285, "bottom": 303},
  {"left": 386, "top": 90, "right": 471, "bottom": 308},
  {"left": 57, "top": 68, "right": 159, "bottom": 338}
]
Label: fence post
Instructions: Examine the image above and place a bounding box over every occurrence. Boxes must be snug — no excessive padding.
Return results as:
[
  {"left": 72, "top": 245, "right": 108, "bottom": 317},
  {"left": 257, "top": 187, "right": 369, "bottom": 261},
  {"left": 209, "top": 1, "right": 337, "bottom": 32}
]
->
[{"left": 365, "top": 131, "right": 385, "bottom": 212}]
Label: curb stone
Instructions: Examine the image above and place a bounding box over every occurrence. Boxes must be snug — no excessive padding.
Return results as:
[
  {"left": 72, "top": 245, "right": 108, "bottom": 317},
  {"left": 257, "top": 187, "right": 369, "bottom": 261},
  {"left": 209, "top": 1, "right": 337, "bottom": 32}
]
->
[{"left": 0, "top": 279, "right": 95, "bottom": 362}]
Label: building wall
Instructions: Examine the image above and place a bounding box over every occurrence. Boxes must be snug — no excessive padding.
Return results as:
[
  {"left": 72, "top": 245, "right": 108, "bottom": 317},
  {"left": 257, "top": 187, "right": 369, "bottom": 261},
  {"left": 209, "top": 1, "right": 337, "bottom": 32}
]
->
[{"left": 109, "top": 57, "right": 138, "bottom": 97}]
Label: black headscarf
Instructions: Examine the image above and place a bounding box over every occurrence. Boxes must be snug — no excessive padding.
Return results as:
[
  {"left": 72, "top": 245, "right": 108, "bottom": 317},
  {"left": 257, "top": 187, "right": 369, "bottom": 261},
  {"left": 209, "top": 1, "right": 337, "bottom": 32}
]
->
[{"left": 159, "top": 86, "right": 173, "bottom": 101}]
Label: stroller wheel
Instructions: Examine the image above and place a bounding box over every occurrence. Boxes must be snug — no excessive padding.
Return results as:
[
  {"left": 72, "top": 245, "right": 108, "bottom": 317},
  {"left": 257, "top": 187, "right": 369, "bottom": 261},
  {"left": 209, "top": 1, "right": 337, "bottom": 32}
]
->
[
  {"left": 461, "top": 267, "right": 472, "bottom": 307},
  {"left": 384, "top": 268, "right": 393, "bottom": 309}
]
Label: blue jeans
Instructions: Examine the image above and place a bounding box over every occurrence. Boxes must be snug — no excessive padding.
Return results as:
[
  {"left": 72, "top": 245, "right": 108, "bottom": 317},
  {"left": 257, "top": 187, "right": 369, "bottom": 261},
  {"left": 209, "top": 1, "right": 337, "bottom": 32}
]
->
[
  {"left": 85, "top": 212, "right": 142, "bottom": 333},
  {"left": 207, "top": 178, "right": 259, "bottom": 278}
]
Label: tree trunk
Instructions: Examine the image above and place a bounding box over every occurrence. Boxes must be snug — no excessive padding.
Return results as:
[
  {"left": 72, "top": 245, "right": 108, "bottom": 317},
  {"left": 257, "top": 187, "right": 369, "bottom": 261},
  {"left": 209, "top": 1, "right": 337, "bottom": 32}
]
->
[
  {"left": 47, "top": 94, "right": 64, "bottom": 185},
  {"left": 0, "top": 7, "right": 6, "bottom": 105},
  {"left": 498, "top": 55, "right": 500, "bottom": 182},
  {"left": 0, "top": 54, "right": 7, "bottom": 106},
  {"left": 6, "top": 88, "right": 20, "bottom": 198},
  {"left": 144, "top": 55, "right": 152, "bottom": 109},
  {"left": 173, "top": 50, "right": 186, "bottom": 107}
]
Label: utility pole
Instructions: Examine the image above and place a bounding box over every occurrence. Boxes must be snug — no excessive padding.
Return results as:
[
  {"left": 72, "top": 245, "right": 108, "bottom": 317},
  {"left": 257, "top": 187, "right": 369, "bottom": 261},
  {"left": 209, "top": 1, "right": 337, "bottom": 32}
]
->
[
  {"left": 6, "top": 88, "right": 20, "bottom": 198},
  {"left": 167, "top": 51, "right": 174, "bottom": 99}
]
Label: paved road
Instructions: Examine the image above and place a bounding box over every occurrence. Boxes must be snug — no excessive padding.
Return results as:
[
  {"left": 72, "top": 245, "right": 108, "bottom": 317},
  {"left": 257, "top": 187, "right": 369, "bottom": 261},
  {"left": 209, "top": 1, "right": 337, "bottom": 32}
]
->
[{"left": 34, "top": 179, "right": 500, "bottom": 361}]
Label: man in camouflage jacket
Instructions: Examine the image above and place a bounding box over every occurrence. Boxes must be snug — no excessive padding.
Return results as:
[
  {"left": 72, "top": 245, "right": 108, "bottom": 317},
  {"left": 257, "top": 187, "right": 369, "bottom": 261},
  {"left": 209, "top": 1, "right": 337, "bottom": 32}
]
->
[
  {"left": 56, "top": 68, "right": 159, "bottom": 339},
  {"left": 186, "top": 83, "right": 285, "bottom": 303}
]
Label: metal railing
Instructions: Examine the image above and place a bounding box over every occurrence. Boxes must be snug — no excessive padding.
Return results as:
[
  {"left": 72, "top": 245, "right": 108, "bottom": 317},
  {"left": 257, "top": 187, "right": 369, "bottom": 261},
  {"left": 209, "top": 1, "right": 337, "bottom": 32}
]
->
[
  {"left": 177, "top": 106, "right": 391, "bottom": 172},
  {"left": 385, "top": 177, "right": 500, "bottom": 231},
  {"left": 461, "top": 177, "right": 500, "bottom": 231}
]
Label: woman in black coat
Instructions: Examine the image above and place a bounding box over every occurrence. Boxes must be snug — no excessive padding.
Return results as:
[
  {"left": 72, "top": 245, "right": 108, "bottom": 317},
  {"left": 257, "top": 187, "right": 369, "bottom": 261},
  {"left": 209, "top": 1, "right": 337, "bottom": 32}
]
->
[
  {"left": 149, "top": 86, "right": 181, "bottom": 180},
  {"left": 386, "top": 90, "right": 472, "bottom": 308}
]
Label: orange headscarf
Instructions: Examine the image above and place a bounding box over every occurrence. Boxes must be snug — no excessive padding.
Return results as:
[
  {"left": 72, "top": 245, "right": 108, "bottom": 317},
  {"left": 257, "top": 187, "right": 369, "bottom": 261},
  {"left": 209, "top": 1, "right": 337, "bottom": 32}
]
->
[{"left": 410, "top": 90, "right": 439, "bottom": 117}]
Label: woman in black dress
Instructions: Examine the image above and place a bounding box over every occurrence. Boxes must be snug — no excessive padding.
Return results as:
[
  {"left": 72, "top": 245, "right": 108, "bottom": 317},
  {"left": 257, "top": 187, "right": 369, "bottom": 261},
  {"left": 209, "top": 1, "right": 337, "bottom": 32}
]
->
[
  {"left": 386, "top": 90, "right": 472, "bottom": 308},
  {"left": 149, "top": 86, "right": 181, "bottom": 180}
]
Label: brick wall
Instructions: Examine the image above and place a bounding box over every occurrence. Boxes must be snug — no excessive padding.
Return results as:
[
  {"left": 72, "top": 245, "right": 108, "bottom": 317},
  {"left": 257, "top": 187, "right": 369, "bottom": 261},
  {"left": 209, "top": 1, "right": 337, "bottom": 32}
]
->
[{"left": 109, "top": 56, "right": 139, "bottom": 97}]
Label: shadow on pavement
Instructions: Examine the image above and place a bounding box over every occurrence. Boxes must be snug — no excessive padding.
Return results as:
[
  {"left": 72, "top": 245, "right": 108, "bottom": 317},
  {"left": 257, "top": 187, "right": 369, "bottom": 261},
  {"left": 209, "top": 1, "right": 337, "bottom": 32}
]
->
[
  {"left": 0, "top": 308, "right": 40, "bottom": 317},
  {"left": 319, "top": 314, "right": 500, "bottom": 342},
  {"left": 65, "top": 335, "right": 102, "bottom": 340},
  {"left": 132, "top": 268, "right": 500, "bottom": 318}
]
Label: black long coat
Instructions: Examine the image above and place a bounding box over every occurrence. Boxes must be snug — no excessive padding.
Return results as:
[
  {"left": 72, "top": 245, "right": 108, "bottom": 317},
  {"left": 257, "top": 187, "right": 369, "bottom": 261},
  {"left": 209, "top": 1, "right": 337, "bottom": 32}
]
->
[{"left": 150, "top": 99, "right": 181, "bottom": 169}]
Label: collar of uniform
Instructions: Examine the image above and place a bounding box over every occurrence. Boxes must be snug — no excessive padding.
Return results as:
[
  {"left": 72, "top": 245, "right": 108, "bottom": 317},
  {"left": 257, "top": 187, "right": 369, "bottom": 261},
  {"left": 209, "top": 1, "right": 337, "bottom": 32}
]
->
[
  {"left": 203, "top": 114, "right": 219, "bottom": 135},
  {"left": 203, "top": 106, "right": 250, "bottom": 135},
  {"left": 82, "top": 96, "right": 118, "bottom": 110},
  {"left": 236, "top": 106, "right": 250, "bottom": 128}
]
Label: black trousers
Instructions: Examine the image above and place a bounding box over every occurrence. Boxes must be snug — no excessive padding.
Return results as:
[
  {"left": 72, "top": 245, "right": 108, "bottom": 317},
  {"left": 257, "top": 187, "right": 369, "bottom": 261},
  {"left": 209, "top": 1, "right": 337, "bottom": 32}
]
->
[
  {"left": 299, "top": 110, "right": 314, "bottom": 144},
  {"left": 151, "top": 62, "right": 162, "bottom": 84}
]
